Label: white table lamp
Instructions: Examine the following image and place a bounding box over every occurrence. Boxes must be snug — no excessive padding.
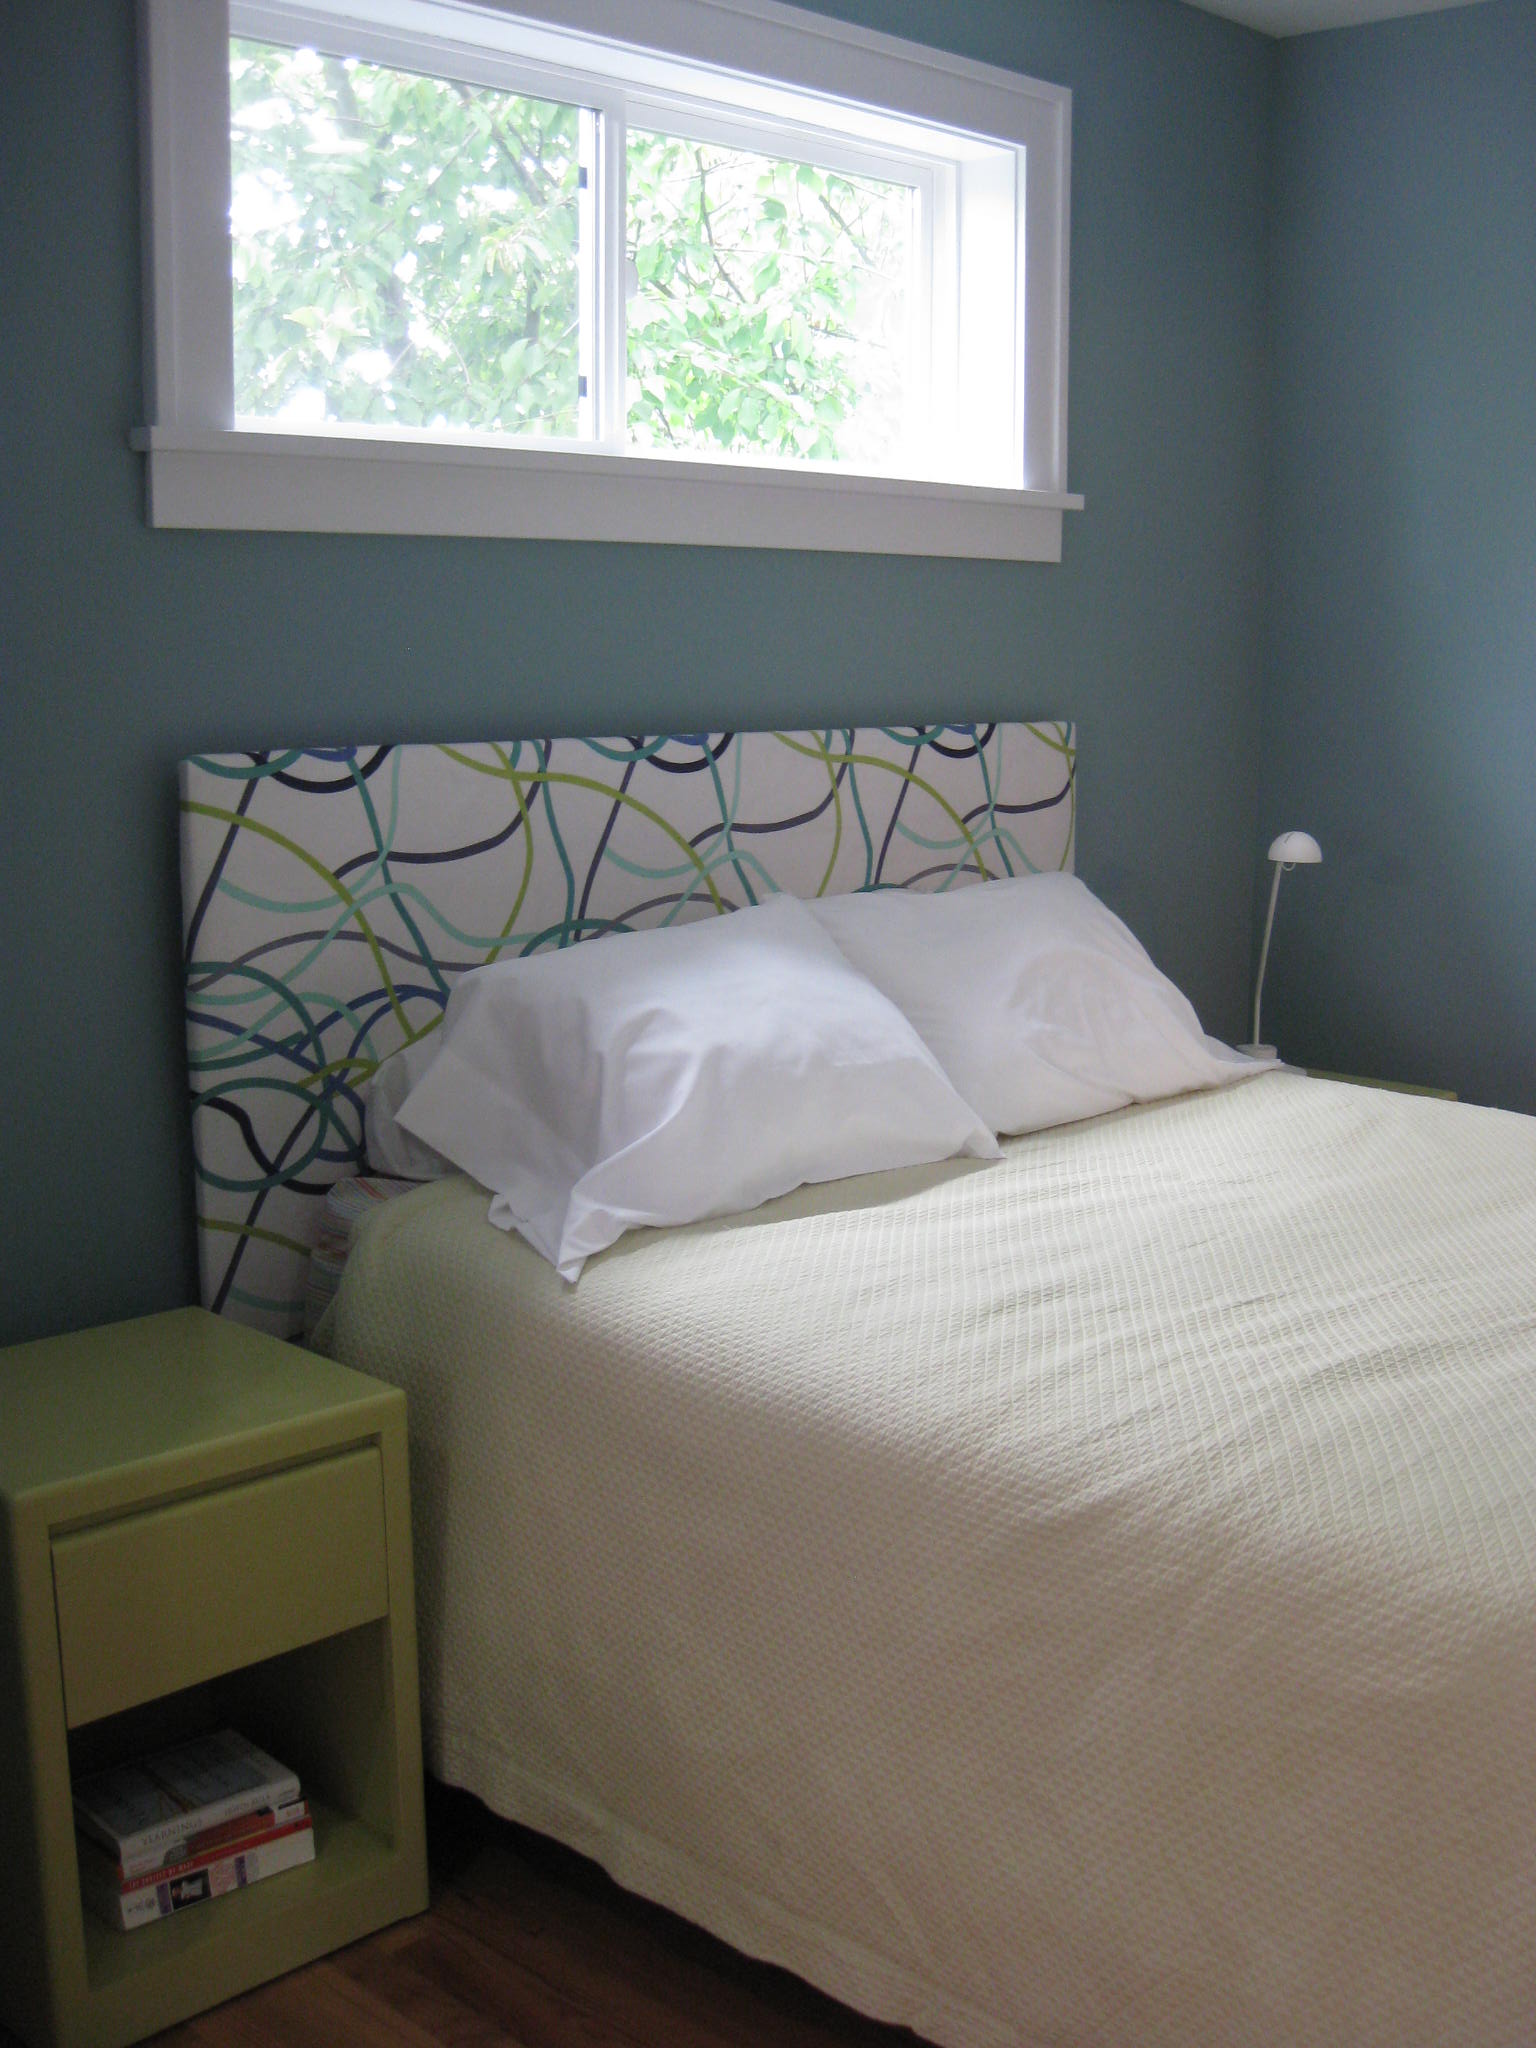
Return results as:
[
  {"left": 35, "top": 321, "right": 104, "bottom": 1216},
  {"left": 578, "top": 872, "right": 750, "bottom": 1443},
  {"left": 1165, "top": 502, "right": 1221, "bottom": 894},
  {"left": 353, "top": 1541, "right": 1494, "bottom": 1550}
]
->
[{"left": 1240, "top": 830, "right": 1322, "bottom": 1060}]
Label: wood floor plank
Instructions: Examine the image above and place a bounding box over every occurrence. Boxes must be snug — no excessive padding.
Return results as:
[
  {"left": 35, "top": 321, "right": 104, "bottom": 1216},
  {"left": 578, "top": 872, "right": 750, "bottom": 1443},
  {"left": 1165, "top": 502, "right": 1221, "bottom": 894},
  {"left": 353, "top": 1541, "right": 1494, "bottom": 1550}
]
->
[
  {"left": 436, "top": 1872, "right": 892, "bottom": 2048},
  {"left": 365, "top": 1914, "right": 653, "bottom": 2048},
  {"left": 159, "top": 1958, "right": 452, "bottom": 2048},
  {"left": 424, "top": 1800, "right": 910, "bottom": 2048},
  {"left": 332, "top": 1931, "right": 535, "bottom": 2048}
]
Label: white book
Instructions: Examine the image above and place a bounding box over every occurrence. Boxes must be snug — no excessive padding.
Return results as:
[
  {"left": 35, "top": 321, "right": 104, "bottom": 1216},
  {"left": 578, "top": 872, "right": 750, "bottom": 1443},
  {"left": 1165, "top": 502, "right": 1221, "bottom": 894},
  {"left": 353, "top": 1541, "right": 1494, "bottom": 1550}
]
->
[
  {"left": 73, "top": 1730, "right": 302, "bottom": 1880},
  {"left": 81, "top": 1814, "right": 317, "bottom": 1931}
]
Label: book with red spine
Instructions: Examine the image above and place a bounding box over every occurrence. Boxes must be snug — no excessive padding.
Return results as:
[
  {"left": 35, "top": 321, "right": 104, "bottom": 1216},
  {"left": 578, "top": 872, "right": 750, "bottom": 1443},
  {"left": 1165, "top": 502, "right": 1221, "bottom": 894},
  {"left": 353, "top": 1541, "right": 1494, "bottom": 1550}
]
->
[
  {"left": 88, "top": 1800, "right": 313, "bottom": 1890},
  {"left": 72, "top": 1730, "right": 302, "bottom": 1879},
  {"left": 79, "top": 1809, "right": 316, "bottom": 1931}
]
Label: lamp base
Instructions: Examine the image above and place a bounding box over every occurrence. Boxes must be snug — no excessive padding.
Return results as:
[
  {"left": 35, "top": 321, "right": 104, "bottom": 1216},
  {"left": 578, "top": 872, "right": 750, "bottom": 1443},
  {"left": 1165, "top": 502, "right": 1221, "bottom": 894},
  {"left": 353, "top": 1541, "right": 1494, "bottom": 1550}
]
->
[{"left": 1237, "top": 1043, "right": 1279, "bottom": 1061}]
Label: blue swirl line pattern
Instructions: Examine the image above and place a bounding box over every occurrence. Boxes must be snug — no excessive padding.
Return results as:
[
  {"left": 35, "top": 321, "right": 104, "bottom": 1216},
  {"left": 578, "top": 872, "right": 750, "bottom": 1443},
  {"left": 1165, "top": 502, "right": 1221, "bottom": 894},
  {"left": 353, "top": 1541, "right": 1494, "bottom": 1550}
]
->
[{"left": 180, "top": 722, "right": 1076, "bottom": 1333}]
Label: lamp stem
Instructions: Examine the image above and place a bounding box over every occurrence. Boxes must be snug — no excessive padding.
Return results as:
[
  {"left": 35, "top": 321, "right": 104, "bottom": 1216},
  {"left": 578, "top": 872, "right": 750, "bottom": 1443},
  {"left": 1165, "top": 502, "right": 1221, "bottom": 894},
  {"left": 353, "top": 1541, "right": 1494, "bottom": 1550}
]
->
[{"left": 1251, "top": 860, "right": 1284, "bottom": 1049}]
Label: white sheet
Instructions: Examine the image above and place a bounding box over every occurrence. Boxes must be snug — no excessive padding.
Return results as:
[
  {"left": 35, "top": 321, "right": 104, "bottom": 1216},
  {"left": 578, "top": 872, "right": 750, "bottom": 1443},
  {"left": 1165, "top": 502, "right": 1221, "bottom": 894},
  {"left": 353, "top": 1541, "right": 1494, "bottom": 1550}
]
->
[{"left": 322, "top": 1075, "right": 1536, "bottom": 2047}]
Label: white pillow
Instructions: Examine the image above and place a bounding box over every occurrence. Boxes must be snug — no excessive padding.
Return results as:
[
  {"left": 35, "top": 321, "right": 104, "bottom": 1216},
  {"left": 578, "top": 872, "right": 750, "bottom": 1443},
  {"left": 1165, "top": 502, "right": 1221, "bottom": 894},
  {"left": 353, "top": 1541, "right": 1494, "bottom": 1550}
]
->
[
  {"left": 807, "top": 872, "right": 1259, "bottom": 1136},
  {"left": 395, "top": 894, "right": 999, "bottom": 1279},
  {"left": 362, "top": 1033, "right": 452, "bottom": 1180}
]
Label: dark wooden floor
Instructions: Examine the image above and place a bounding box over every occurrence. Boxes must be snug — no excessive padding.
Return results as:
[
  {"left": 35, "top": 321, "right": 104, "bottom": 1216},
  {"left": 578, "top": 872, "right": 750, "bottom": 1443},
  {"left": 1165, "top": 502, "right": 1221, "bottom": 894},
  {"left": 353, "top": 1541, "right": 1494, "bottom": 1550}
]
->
[{"left": 149, "top": 1783, "right": 921, "bottom": 2047}]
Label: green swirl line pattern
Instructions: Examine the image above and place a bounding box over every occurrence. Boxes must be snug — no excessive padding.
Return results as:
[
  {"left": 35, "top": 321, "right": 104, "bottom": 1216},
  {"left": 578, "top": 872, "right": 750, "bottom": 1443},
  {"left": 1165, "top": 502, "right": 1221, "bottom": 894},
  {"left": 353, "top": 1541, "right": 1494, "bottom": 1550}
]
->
[{"left": 180, "top": 722, "right": 1076, "bottom": 1333}]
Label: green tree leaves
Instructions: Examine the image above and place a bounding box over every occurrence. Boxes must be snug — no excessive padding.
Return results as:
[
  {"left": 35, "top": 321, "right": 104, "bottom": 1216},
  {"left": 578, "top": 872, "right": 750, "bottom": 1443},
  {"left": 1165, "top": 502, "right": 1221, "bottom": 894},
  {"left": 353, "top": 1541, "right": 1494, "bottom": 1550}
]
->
[
  {"left": 626, "top": 131, "right": 909, "bottom": 465},
  {"left": 231, "top": 40, "right": 582, "bottom": 433},
  {"left": 230, "top": 40, "right": 911, "bottom": 464}
]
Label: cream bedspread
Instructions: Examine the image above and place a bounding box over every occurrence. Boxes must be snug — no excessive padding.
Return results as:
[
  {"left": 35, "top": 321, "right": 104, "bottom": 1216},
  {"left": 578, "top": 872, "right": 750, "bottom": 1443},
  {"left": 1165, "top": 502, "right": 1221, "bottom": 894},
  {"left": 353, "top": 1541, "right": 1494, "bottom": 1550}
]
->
[{"left": 323, "top": 1075, "right": 1536, "bottom": 2047}]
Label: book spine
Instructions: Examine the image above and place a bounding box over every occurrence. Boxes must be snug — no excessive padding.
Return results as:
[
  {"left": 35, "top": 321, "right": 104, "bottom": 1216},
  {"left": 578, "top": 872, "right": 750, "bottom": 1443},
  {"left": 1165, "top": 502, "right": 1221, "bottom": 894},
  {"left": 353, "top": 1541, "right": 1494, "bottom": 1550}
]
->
[
  {"left": 109, "top": 1781, "right": 303, "bottom": 1879},
  {"left": 109, "top": 1824, "right": 317, "bottom": 1931},
  {"left": 114, "top": 1811, "right": 312, "bottom": 1893},
  {"left": 113, "top": 1797, "right": 309, "bottom": 1881}
]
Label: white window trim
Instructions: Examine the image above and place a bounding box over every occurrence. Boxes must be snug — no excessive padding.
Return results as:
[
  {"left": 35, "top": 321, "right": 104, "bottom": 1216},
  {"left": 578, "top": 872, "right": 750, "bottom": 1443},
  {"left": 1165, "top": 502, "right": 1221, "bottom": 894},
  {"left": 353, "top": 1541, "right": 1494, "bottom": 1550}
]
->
[{"left": 135, "top": 0, "right": 1082, "bottom": 559}]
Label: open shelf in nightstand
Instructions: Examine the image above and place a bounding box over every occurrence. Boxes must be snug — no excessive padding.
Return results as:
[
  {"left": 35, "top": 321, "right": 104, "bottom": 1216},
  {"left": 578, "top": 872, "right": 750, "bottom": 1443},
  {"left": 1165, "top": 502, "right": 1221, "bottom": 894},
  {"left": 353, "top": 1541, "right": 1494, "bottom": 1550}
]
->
[
  {"left": 64, "top": 1615, "right": 409, "bottom": 2007},
  {"left": 80, "top": 1800, "right": 392, "bottom": 1996}
]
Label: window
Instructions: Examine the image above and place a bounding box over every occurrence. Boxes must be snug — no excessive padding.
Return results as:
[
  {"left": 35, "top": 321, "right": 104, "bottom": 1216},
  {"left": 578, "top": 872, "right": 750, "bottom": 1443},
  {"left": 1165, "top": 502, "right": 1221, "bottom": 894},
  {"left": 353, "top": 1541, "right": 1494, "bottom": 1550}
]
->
[
  {"left": 622, "top": 126, "right": 920, "bottom": 472},
  {"left": 230, "top": 42, "right": 592, "bottom": 439},
  {"left": 137, "top": 0, "right": 1080, "bottom": 558}
]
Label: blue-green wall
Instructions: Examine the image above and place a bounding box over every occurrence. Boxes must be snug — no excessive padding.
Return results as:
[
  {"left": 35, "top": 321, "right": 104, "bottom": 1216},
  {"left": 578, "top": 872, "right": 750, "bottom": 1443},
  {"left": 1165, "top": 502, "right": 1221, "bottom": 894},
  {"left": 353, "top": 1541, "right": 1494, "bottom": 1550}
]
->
[
  {"left": 2, "top": 0, "right": 1276, "bottom": 1345},
  {"left": 1263, "top": 0, "right": 1536, "bottom": 1107}
]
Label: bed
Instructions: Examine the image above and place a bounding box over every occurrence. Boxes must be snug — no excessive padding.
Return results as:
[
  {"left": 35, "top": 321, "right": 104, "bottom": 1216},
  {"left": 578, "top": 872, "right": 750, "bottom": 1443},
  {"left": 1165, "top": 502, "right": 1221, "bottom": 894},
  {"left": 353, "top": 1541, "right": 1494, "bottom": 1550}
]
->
[{"left": 179, "top": 725, "right": 1536, "bottom": 2048}]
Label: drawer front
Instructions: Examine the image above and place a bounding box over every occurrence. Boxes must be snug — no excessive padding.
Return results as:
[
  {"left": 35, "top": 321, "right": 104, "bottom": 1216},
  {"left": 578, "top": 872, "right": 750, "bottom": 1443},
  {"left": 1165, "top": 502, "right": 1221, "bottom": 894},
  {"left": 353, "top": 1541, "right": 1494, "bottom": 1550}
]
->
[{"left": 52, "top": 1446, "right": 389, "bottom": 1726}]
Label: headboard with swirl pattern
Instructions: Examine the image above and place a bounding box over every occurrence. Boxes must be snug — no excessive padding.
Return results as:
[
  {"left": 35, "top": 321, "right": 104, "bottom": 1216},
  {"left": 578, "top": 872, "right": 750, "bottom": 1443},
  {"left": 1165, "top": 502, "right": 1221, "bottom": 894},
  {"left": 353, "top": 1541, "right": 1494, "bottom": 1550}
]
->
[{"left": 180, "top": 721, "right": 1075, "bottom": 1332}]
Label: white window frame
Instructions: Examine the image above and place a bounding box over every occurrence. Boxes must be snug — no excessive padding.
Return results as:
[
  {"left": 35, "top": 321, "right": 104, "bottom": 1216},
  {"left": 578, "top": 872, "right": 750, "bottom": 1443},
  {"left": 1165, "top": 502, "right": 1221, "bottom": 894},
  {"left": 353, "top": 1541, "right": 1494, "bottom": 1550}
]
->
[{"left": 134, "top": 0, "right": 1082, "bottom": 559}]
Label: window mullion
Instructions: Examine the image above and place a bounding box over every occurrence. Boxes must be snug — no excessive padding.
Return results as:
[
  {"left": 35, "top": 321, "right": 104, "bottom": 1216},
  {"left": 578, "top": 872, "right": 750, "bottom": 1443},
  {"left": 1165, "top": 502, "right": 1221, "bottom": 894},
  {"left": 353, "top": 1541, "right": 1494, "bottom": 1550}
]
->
[
  {"left": 927, "top": 164, "right": 959, "bottom": 481},
  {"left": 577, "top": 107, "right": 598, "bottom": 441},
  {"left": 597, "top": 91, "right": 629, "bottom": 454},
  {"left": 905, "top": 169, "right": 936, "bottom": 481}
]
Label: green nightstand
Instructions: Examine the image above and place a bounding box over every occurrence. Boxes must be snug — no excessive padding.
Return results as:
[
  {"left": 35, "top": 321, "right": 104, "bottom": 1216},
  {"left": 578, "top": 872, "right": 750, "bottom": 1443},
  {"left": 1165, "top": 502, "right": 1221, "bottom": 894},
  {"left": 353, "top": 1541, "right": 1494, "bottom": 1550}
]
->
[{"left": 0, "top": 1309, "right": 429, "bottom": 2048}]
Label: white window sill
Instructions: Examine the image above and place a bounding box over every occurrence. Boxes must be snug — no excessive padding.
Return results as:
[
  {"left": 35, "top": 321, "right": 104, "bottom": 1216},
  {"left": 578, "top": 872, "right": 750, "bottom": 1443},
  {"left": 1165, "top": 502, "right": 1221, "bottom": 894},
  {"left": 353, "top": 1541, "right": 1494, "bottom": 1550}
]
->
[{"left": 129, "top": 427, "right": 1084, "bottom": 561}]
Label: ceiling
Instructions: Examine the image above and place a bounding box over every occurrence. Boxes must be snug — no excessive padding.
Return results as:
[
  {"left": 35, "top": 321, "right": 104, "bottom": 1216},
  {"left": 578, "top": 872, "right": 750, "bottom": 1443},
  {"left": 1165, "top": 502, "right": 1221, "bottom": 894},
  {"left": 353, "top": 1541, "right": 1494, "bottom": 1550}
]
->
[{"left": 1179, "top": 0, "right": 1488, "bottom": 34}]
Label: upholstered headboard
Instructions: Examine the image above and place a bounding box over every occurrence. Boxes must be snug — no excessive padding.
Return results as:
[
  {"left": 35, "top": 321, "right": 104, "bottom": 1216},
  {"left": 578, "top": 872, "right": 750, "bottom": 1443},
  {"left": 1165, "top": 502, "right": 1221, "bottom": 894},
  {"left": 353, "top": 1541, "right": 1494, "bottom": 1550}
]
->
[{"left": 180, "top": 722, "right": 1075, "bottom": 1332}]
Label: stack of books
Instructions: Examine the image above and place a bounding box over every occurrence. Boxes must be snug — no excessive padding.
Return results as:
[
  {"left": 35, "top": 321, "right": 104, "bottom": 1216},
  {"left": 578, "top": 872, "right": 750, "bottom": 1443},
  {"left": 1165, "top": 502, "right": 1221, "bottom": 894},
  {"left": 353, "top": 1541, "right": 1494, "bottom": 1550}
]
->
[{"left": 73, "top": 1729, "right": 314, "bottom": 1931}]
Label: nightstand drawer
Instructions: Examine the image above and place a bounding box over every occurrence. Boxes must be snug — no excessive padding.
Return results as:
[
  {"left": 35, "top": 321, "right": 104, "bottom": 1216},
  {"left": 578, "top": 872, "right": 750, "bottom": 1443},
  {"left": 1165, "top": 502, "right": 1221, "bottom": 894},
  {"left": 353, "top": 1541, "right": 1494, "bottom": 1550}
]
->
[{"left": 52, "top": 1446, "right": 389, "bottom": 1726}]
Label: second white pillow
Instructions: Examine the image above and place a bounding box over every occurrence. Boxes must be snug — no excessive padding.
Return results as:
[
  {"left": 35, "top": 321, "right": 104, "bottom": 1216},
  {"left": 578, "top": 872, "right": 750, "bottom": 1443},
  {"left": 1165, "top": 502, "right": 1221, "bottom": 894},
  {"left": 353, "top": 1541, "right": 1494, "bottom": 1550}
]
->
[{"left": 807, "top": 872, "right": 1259, "bottom": 1136}]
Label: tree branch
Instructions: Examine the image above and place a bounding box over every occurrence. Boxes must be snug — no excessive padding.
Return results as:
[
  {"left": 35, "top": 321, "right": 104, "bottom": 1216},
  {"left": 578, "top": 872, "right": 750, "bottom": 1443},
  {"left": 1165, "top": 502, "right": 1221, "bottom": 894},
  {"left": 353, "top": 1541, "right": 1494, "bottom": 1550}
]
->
[{"left": 692, "top": 146, "right": 748, "bottom": 303}]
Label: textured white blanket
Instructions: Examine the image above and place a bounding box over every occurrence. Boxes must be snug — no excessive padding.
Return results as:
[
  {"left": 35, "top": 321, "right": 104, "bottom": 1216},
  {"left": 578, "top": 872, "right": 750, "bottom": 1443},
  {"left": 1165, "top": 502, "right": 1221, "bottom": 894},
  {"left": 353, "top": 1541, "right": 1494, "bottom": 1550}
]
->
[{"left": 324, "top": 1076, "right": 1536, "bottom": 2046}]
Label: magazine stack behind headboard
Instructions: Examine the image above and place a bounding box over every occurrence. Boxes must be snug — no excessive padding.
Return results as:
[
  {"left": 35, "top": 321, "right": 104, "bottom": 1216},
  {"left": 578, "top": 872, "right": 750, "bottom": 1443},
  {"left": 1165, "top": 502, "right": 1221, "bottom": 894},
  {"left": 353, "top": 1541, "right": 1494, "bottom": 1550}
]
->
[{"left": 179, "top": 721, "right": 1076, "bottom": 1333}]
